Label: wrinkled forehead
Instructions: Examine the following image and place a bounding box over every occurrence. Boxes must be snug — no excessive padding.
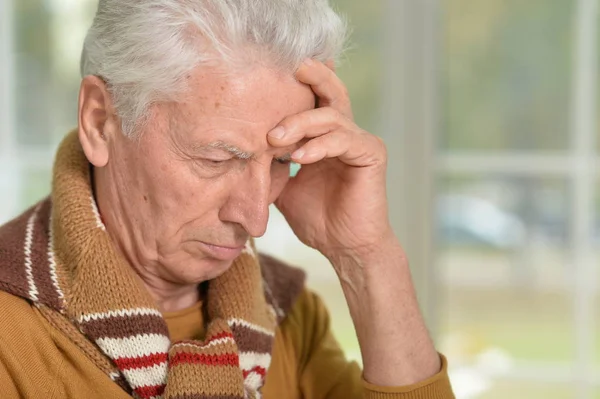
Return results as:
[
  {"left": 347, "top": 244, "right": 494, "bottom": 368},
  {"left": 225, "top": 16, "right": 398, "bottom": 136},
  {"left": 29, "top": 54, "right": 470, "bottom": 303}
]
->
[
  {"left": 160, "top": 63, "right": 315, "bottom": 153},
  {"left": 178, "top": 63, "right": 315, "bottom": 125}
]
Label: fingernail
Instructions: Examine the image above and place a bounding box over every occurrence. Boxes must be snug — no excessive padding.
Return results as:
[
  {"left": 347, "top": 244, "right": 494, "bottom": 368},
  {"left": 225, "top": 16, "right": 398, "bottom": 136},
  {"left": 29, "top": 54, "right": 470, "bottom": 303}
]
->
[
  {"left": 303, "top": 58, "right": 315, "bottom": 66},
  {"left": 268, "top": 127, "right": 285, "bottom": 139},
  {"left": 292, "top": 149, "right": 305, "bottom": 159}
]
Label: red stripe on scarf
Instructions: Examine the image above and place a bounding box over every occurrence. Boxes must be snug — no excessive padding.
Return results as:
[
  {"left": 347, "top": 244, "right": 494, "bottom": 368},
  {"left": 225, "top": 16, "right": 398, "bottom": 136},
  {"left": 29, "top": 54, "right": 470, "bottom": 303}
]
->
[
  {"left": 114, "top": 353, "right": 169, "bottom": 370},
  {"left": 243, "top": 366, "right": 267, "bottom": 378},
  {"left": 133, "top": 383, "right": 166, "bottom": 399},
  {"left": 170, "top": 352, "right": 239, "bottom": 367}
]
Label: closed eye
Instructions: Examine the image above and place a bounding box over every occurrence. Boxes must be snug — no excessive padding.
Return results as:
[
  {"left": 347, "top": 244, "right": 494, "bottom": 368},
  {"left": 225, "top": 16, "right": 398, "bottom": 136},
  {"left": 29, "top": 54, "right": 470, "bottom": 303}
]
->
[
  {"left": 273, "top": 154, "right": 292, "bottom": 165},
  {"left": 199, "top": 158, "right": 234, "bottom": 170}
]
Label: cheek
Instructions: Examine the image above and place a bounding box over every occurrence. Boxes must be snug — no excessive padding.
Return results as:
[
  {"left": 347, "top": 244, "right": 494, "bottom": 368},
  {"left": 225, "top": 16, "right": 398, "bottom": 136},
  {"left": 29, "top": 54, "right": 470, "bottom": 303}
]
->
[
  {"left": 140, "top": 160, "right": 203, "bottom": 216},
  {"left": 269, "top": 165, "right": 291, "bottom": 203}
]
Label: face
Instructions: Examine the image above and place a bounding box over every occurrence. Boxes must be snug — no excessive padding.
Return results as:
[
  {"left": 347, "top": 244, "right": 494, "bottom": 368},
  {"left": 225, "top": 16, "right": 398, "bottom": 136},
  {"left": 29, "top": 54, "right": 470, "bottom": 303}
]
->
[{"left": 93, "top": 65, "right": 315, "bottom": 285}]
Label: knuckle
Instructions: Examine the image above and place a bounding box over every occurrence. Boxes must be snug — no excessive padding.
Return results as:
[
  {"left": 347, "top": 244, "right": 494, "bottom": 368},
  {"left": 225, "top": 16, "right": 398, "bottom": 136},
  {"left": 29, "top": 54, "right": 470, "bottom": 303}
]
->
[
  {"left": 374, "top": 134, "right": 386, "bottom": 148},
  {"left": 374, "top": 135, "right": 388, "bottom": 159},
  {"left": 327, "top": 107, "right": 342, "bottom": 120},
  {"left": 358, "top": 132, "right": 387, "bottom": 162},
  {"left": 340, "top": 85, "right": 350, "bottom": 99},
  {"left": 320, "top": 107, "right": 342, "bottom": 124}
]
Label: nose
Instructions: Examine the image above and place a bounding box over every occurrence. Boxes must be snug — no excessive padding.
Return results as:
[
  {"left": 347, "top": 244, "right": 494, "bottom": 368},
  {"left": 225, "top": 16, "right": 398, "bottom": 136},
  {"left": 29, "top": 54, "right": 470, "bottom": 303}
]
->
[{"left": 219, "top": 161, "right": 271, "bottom": 238}]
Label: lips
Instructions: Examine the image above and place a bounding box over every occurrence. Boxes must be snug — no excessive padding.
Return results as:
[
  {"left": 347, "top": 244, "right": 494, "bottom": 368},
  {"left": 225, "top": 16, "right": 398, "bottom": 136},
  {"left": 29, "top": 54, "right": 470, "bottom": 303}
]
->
[{"left": 198, "top": 241, "right": 246, "bottom": 261}]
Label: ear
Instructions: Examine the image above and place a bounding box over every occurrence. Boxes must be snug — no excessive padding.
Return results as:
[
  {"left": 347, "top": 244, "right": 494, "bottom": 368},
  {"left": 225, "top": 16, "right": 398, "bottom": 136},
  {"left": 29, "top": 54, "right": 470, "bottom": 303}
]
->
[{"left": 78, "top": 76, "right": 118, "bottom": 168}]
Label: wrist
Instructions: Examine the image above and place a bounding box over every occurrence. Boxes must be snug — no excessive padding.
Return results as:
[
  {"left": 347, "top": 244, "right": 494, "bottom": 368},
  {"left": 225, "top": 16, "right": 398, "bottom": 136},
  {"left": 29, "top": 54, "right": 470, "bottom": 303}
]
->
[
  {"left": 325, "top": 225, "right": 399, "bottom": 259},
  {"left": 329, "top": 236, "right": 440, "bottom": 386},
  {"left": 328, "top": 236, "right": 412, "bottom": 330},
  {"left": 327, "top": 232, "right": 407, "bottom": 280}
]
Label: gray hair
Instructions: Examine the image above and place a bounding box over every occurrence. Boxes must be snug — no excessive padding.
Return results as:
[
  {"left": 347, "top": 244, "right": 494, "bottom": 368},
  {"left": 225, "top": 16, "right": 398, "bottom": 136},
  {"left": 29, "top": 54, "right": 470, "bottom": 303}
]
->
[{"left": 80, "top": 0, "right": 348, "bottom": 136}]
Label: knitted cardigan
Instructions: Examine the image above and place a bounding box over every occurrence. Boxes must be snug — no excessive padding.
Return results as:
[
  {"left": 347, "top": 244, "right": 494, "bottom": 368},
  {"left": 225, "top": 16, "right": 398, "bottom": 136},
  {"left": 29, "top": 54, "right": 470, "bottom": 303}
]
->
[{"left": 0, "top": 131, "right": 306, "bottom": 399}]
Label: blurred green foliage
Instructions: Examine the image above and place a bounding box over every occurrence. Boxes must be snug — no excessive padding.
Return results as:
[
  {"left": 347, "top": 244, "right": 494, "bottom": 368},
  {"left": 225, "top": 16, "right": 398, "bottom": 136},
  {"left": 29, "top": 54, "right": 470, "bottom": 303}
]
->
[{"left": 442, "top": 0, "right": 575, "bottom": 150}]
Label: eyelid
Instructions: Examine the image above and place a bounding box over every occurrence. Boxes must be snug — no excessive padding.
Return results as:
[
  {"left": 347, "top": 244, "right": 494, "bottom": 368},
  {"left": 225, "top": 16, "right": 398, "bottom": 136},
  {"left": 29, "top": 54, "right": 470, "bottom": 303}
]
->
[
  {"left": 206, "top": 156, "right": 233, "bottom": 162},
  {"left": 274, "top": 153, "right": 292, "bottom": 163},
  {"left": 200, "top": 149, "right": 235, "bottom": 162}
]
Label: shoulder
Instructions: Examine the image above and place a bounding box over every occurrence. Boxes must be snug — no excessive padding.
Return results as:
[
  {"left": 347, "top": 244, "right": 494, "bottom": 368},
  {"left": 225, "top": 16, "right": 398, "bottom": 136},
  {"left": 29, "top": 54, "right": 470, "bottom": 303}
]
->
[
  {"left": 0, "top": 291, "right": 49, "bottom": 343},
  {"left": 0, "top": 290, "right": 39, "bottom": 327},
  {"left": 0, "top": 198, "right": 53, "bottom": 303},
  {"left": 0, "top": 291, "right": 62, "bottom": 384},
  {"left": 279, "top": 288, "right": 331, "bottom": 340},
  {"left": 276, "top": 287, "right": 348, "bottom": 375}
]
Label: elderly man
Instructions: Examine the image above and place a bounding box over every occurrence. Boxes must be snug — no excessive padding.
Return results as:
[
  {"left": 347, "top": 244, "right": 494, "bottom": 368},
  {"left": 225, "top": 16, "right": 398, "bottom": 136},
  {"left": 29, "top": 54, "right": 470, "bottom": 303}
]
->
[{"left": 0, "top": 1, "right": 454, "bottom": 398}]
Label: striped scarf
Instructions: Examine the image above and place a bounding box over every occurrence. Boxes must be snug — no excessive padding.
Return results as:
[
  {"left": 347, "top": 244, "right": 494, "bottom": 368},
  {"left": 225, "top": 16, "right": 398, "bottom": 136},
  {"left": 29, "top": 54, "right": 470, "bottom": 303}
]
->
[{"left": 0, "top": 131, "right": 305, "bottom": 399}]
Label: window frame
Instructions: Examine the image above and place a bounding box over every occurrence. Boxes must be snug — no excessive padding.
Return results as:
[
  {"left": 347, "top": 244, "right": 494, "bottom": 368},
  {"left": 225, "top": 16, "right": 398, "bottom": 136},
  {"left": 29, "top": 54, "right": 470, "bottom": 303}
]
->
[{"left": 383, "top": 0, "right": 599, "bottom": 395}]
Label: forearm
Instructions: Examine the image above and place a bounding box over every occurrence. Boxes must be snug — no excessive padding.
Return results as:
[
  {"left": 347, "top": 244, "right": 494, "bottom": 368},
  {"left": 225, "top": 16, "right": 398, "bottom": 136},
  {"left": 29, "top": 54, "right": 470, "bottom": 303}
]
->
[{"left": 330, "top": 237, "right": 441, "bottom": 387}]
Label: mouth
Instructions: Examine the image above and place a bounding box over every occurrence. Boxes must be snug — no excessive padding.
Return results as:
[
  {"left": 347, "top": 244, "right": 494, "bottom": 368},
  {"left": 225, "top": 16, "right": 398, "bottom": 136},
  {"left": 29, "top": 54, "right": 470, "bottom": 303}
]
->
[{"left": 198, "top": 241, "right": 246, "bottom": 261}]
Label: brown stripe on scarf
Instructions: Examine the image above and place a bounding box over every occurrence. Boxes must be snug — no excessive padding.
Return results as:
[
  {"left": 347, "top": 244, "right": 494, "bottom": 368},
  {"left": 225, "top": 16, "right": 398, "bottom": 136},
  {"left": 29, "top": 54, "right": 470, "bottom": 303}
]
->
[
  {"left": 80, "top": 313, "right": 170, "bottom": 340},
  {"left": 164, "top": 363, "right": 245, "bottom": 396},
  {"left": 260, "top": 253, "right": 306, "bottom": 323},
  {"left": 231, "top": 325, "right": 274, "bottom": 353},
  {"left": 0, "top": 205, "right": 36, "bottom": 299},
  {"left": 171, "top": 337, "right": 239, "bottom": 355},
  {"left": 26, "top": 199, "right": 64, "bottom": 310}
]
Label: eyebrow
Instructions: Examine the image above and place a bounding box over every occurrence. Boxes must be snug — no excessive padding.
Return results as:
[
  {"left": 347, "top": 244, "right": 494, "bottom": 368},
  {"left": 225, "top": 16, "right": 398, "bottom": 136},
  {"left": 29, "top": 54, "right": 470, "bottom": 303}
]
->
[
  {"left": 196, "top": 141, "right": 292, "bottom": 161},
  {"left": 204, "top": 141, "right": 254, "bottom": 160}
]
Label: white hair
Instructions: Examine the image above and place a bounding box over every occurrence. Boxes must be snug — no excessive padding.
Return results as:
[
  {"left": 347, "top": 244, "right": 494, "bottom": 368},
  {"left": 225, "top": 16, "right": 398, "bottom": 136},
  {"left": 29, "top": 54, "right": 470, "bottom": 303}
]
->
[{"left": 80, "top": 0, "right": 348, "bottom": 136}]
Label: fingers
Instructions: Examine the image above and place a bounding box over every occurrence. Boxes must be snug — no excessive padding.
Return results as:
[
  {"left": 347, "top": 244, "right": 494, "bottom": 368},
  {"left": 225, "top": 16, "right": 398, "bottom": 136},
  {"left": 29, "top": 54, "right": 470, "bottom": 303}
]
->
[
  {"left": 290, "top": 129, "right": 385, "bottom": 168},
  {"left": 267, "top": 59, "right": 385, "bottom": 169},
  {"left": 296, "top": 59, "right": 353, "bottom": 118},
  {"left": 267, "top": 107, "right": 352, "bottom": 147}
]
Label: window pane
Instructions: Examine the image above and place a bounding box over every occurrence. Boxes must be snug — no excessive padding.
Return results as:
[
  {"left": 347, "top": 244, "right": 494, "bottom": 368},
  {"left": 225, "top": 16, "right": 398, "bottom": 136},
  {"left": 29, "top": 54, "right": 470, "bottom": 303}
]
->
[
  {"left": 15, "top": 1, "right": 53, "bottom": 146},
  {"left": 15, "top": 1, "right": 94, "bottom": 147},
  {"left": 597, "top": 12, "right": 600, "bottom": 153},
  {"left": 331, "top": 0, "right": 384, "bottom": 133},
  {"left": 441, "top": 0, "right": 574, "bottom": 150},
  {"left": 437, "top": 177, "right": 573, "bottom": 366},
  {"left": 594, "top": 182, "right": 600, "bottom": 365},
  {"left": 479, "top": 381, "right": 573, "bottom": 399},
  {"left": 21, "top": 166, "right": 51, "bottom": 210},
  {"left": 6, "top": 0, "right": 97, "bottom": 222}
]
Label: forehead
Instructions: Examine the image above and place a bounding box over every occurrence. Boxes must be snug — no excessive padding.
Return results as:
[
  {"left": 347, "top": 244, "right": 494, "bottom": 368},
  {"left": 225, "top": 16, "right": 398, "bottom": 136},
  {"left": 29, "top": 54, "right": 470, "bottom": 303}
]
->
[{"left": 174, "top": 64, "right": 315, "bottom": 138}]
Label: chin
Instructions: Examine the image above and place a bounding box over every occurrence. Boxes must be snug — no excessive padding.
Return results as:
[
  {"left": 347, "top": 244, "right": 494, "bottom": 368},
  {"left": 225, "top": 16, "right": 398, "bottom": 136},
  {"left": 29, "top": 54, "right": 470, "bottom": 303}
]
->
[
  {"left": 173, "top": 257, "right": 235, "bottom": 285},
  {"left": 202, "top": 258, "right": 235, "bottom": 281}
]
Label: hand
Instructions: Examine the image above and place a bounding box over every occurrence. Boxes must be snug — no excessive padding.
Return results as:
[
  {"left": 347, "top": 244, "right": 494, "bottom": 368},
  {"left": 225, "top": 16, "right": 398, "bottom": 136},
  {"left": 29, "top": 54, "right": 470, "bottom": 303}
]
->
[
  {"left": 269, "top": 61, "right": 444, "bottom": 387},
  {"left": 268, "top": 59, "right": 393, "bottom": 263}
]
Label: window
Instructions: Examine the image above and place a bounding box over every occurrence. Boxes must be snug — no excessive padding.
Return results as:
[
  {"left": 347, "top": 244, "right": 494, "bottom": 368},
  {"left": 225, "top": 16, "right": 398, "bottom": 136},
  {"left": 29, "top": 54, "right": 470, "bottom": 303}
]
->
[
  {"left": 436, "top": 0, "right": 599, "bottom": 397},
  {"left": 0, "top": 0, "right": 95, "bottom": 222},
  {"left": 1, "top": 1, "right": 599, "bottom": 398}
]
